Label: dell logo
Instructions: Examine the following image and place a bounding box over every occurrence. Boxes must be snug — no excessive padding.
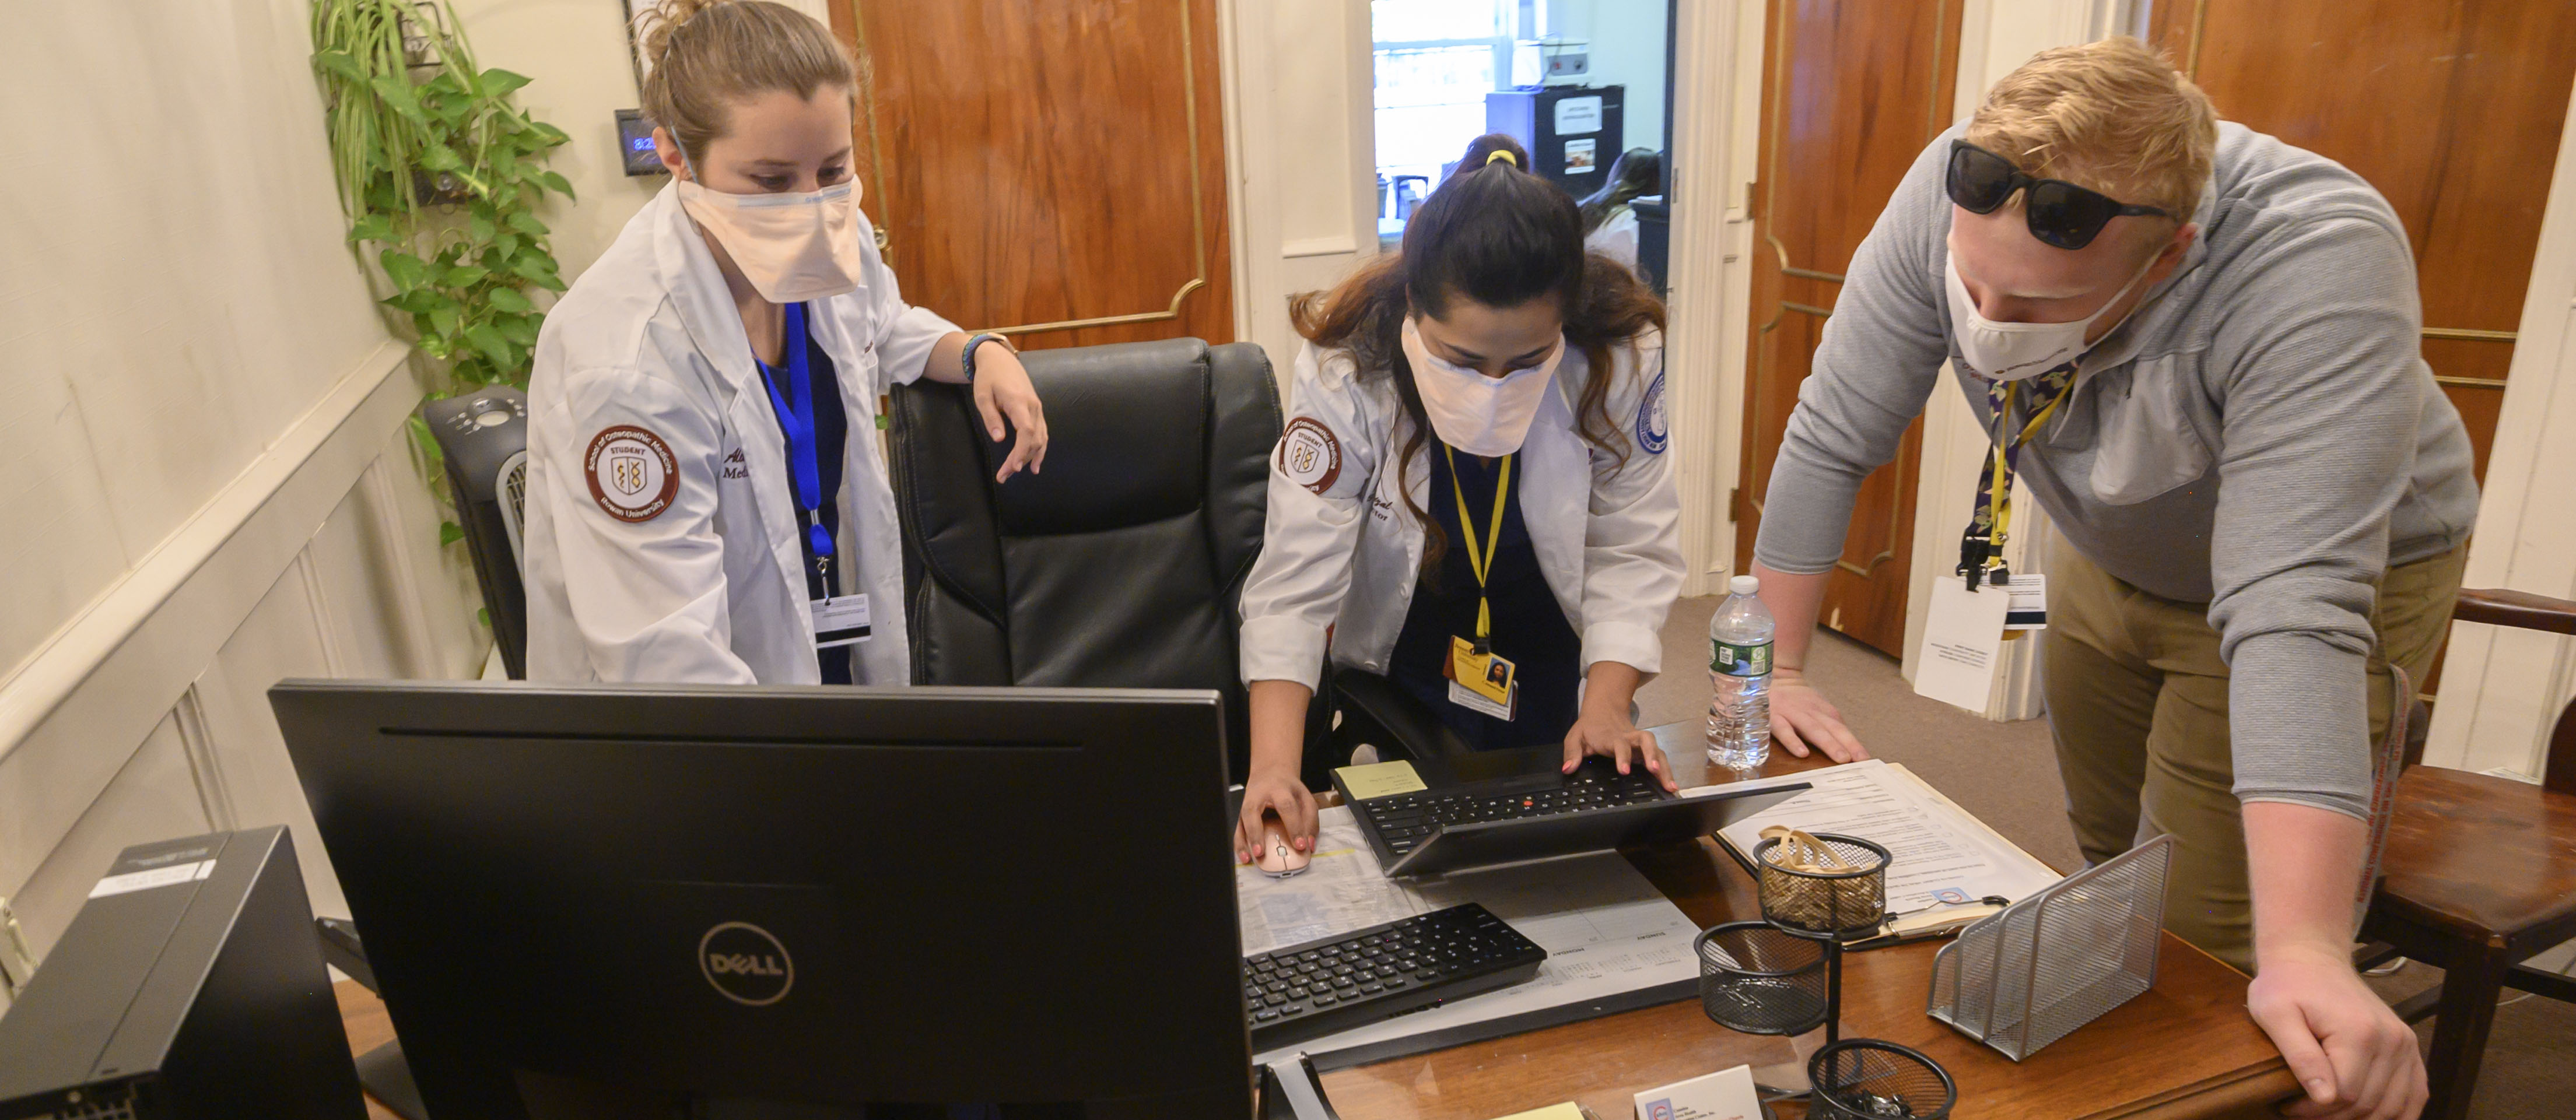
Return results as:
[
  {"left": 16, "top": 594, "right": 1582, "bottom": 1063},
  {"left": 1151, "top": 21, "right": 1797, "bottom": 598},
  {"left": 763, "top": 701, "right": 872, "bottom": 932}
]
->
[{"left": 698, "top": 922, "right": 794, "bottom": 1006}]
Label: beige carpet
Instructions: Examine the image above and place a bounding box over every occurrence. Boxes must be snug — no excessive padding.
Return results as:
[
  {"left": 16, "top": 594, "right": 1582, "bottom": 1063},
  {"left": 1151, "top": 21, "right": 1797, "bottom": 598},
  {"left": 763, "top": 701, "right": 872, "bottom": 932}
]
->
[{"left": 1639, "top": 595, "right": 2576, "bottom": 1118}]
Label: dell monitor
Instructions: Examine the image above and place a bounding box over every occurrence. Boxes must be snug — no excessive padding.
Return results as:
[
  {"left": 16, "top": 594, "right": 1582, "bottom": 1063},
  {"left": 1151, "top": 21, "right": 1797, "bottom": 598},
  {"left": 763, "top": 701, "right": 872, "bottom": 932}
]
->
[{"left": 268, "top": 681, "right": 1248, "bottom": 1119}]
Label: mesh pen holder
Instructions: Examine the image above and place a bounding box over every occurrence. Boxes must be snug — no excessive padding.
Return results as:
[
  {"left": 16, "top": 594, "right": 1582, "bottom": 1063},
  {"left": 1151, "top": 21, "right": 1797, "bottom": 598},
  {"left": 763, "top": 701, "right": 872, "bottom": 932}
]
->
[
  {"left": 1753, "top": 831, "right": 1891, "bottom": 936},
  {"left": 1696, "top": 921, "right": 1832, "bottom": 1036},
  {"left": 1927, "top": 834, "right": 2174, "bottom": 1061},
  {"left": 1807, "top": 1039, "right": 1957, "bottom": 1119}
]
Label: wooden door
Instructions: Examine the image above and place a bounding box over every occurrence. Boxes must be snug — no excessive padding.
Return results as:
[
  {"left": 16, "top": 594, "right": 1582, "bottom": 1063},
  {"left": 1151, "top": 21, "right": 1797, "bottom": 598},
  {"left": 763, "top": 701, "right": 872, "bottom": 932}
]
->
[
  {"left": 2148, "top": 0, "right": 2576, "bottom": 484},
  {"left": 1734, "top": 0, "right": 1964, "bottom": 657},
  {"left": 828, "top": 0, "right": 1235, "bottom": 350}
]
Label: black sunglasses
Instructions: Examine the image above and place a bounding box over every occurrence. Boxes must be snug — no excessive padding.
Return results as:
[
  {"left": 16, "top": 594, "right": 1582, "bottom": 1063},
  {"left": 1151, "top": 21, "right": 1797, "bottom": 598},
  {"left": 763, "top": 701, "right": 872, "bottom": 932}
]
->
[{"left": 1946, "top": 141, "right": 2171, "bottom": 250}]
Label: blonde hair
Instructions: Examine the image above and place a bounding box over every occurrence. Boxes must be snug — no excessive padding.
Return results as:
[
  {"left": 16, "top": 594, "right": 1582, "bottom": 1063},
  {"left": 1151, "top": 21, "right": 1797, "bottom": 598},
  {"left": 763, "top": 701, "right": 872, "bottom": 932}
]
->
[
  {"left": 635, "top": 0, "right": 859, "bottom": 161},
  {"left": 1964, "top": 37, "right": 2217, "bottom": 222}
]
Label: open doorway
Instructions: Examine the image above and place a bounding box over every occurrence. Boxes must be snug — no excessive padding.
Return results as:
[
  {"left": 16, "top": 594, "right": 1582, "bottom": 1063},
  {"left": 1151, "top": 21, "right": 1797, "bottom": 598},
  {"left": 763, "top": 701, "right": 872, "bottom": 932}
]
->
[{"left": 1370, "top": 0, "right": 1674, "bottom": 280}]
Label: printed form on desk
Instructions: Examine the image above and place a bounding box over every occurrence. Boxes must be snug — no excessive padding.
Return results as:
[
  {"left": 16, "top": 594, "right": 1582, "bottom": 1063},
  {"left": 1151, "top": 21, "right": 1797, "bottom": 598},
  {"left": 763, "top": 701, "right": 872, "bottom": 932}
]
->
[
  {"left": 1691, "top": 760, "right": 2061, "bottom": 915},
  {"left": 1239, "top": 805, "right": 1702, "bottom": 1066}
]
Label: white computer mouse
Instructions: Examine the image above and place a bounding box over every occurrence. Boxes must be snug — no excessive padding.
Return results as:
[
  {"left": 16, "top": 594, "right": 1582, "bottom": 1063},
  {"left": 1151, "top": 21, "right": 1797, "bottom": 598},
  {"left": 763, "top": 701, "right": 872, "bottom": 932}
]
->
[{"left": 1254, "top": 819, "right": 1310, "bottom": 878}]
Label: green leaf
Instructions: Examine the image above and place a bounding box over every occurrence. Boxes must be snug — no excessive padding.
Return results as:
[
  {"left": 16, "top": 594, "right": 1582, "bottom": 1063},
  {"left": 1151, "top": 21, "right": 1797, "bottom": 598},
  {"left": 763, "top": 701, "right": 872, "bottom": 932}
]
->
[
  {"left": 486, "top": 286, "right": 534, "bottom": 314},
  {"left": 442, "top": 264, "right": 489, "bottom": 287},
  {"left": 429, "top": 304, "right": 461, "bottom": 339},
  {"left": 464, "top": 323, "right": 513, "bottom": 368},
  {"left": 418, "top": 143, "right": 463, "bottom": 172},
  {"left": 315, "top": 50, "right": 366, "bottom": 81},
  {"left": 369, "top": 74, "right": 427, "bottom": 123},
  {"left": 495, "top": 231, "right": 521, "bottom": 259},
  {"left": 383, "top": 288, "right": 439, "bottom": 313},
  {"left": 379, "top": 250, "right": 428, "bottom": 290},
  {"left": 537, "top": 170, "right": 576, "bottom": 200},
  {"left": 479, "top": 606, "right": 492, "bottom": 629},
  {"left": 466, "top": 213, "right": 496, "bottom": 242},
  {"left": 479, "top": 68, "right": 532, "bottom": 97},
  {"left": 346, "top": 213, "right": 395, "bottom": 243},
  {"left": 441, "top": 521, "right": 467, "bottom": 546},
  {"left": 495, "top": 314, "right": 537, "bottom": 346},
  {"left": 505, "top": 210, "right": 548, "bottom": 236},
  {"left": 528, "top": 120, "right": 570, "bottom": 146}
]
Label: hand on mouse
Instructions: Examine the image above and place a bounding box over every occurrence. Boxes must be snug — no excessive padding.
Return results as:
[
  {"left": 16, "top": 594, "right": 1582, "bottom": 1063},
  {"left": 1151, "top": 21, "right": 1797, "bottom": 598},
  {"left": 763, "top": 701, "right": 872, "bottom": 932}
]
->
[{"left": 1236, "top": 767, "right": 1317, "bottom": 864}]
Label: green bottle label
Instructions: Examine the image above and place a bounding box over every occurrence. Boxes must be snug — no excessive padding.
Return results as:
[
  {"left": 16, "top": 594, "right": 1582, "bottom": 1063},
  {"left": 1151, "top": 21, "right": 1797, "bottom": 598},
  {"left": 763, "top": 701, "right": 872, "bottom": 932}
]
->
[{"left": 1712, "top": 640, "right": 1772, "bottom": 677}]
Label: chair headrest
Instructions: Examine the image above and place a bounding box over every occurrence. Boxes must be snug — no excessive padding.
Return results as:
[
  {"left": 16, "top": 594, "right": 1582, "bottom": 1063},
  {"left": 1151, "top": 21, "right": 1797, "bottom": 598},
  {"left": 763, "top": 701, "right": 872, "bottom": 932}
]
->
[{"left": 991, "top": 338, "right": 1213, "bottom": 537}]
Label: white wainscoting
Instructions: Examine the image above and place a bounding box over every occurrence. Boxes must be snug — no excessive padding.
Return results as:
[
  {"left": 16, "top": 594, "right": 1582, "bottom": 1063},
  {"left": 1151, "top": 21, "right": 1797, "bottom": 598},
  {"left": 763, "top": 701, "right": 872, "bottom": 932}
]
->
[{"left": 0, "top": 343, "right": 485, "bottom": 1007}]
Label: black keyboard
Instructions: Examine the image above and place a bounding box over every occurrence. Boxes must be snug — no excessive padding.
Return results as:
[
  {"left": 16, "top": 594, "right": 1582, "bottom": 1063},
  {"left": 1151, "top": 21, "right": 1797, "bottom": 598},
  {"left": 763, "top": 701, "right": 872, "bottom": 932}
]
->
[
  {"left": 1244, "top": 903, "right": 1547, "bottom": 1051},
  {"left": 1359, "top": 766, "right": 1666, "bottom": 856}
]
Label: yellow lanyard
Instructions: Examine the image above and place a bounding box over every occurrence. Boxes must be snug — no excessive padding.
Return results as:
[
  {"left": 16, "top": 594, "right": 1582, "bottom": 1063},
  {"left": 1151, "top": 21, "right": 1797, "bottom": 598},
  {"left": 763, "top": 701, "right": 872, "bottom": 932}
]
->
[
  {"left": 1985, "top": 379, "right": 2074, "bottom": 560},
  {"left": 1443, "top": 446, "right": 1513, "bottom": 647}
]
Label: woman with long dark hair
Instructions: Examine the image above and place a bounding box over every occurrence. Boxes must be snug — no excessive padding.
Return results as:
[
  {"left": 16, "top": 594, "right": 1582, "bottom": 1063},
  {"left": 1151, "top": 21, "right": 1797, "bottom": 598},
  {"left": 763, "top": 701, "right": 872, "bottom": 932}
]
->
[{"left": 1234, "top": 134, "right": 1684, "bottom": 859}]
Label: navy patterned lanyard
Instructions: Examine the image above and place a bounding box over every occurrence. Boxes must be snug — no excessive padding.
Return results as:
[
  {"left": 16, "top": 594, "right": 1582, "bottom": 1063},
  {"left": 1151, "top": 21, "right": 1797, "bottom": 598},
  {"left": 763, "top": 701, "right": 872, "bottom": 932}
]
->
[
  {"left": 754, "top": 303, "right": 836, "bottom": 589},
  {"left": 1957, "top": 359, "right": 2079, "bottom": 590}
]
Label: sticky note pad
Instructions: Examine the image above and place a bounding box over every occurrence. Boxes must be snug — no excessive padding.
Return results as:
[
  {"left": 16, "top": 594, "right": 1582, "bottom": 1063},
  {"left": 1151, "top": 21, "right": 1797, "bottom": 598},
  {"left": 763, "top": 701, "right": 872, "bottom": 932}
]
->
[
  {"left": 1334, "top": 760, "right": 1428, "bottom": 799},
  {"left": 1490, "top": 1105, "right": 1590, "bottom": 1120}
]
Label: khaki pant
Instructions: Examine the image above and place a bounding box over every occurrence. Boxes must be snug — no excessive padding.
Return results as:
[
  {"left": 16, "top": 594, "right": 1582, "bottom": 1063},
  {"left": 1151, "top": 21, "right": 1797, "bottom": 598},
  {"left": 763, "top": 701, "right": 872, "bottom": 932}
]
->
[{"left": 2041, "top": 539, "right": 2466, "bottom": 972}]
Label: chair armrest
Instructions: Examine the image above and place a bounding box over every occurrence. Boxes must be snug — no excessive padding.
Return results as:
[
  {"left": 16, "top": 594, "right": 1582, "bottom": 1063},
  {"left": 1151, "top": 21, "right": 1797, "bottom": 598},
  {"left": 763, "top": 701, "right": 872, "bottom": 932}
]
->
[{"left": 2454, "top": 588, "right": 2576, "bottom": 636}]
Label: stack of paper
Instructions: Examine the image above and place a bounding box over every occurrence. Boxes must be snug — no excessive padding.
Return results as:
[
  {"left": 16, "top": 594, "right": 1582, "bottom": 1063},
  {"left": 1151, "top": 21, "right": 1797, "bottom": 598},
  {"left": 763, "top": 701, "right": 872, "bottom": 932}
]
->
[
  {"left": 1688, "top": 760, "right": 2061, "bottom": 932},
  {"left": 1238, "top": 805, "right": 1704, "bottom": 1065}
]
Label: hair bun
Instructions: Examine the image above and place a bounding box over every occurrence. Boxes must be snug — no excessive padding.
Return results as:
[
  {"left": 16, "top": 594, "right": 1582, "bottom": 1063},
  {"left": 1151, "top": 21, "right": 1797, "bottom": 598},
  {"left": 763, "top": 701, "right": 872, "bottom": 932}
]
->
[{"left": 635, "top": 0, "right": 727, "bottom": 66}]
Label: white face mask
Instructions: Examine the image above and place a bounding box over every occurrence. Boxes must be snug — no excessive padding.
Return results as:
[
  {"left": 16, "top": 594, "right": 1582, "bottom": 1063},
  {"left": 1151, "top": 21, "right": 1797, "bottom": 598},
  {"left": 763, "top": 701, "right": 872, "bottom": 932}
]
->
[
  {"left": 676, "top": 173, "right": 868, "bottom": 303},
  {"left": 1400, "top": 317, "right": 1564, "bottom": 456},
  {"left": 1943, "top": 248, "right": 2160, "bottom": 382}
]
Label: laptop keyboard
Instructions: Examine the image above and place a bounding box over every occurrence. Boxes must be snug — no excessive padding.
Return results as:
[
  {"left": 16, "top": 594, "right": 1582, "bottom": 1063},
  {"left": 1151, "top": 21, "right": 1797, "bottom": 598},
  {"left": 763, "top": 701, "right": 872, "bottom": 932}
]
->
[{"left": 1359, "top": 767, "right": 1666, "bottom": 855}]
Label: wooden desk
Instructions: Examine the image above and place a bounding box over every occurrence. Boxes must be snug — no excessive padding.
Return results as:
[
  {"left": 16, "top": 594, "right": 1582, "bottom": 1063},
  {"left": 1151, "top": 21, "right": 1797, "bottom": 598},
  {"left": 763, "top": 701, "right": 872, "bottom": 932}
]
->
[{"left": 334, "top": 724, "right": 2296, "bottom": 1119}]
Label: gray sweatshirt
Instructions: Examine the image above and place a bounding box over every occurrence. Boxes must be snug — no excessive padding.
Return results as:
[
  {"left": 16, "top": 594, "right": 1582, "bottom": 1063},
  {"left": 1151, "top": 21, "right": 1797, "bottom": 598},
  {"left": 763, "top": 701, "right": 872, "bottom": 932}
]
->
[{"left": 1754, "top": 122, "right": 2479, "bottom": 820}]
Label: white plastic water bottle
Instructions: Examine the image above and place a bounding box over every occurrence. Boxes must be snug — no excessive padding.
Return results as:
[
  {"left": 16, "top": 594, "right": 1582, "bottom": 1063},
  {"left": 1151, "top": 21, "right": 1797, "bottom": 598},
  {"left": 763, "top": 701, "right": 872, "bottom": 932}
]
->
[{"left": 1707, "top": 574, "right": 1775, "bottom": 770}]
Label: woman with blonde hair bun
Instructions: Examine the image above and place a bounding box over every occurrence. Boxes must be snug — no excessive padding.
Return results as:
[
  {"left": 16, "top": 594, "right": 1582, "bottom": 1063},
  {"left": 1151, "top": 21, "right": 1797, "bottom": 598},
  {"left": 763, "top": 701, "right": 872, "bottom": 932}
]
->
[{"left": 521, "top": 0, "right": 1050, "bottom": 686}]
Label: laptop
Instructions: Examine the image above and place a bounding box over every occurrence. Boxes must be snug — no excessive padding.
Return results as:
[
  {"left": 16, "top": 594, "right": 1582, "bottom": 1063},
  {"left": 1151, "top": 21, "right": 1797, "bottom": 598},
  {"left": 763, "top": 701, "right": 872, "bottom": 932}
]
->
[{"left": 1333, "top": 745, "right": 1809, "bottom": 879}]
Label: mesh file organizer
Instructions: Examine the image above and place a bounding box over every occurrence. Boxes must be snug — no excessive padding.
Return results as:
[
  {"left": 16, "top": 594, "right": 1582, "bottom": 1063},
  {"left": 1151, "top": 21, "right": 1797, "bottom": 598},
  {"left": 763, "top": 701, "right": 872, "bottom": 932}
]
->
[{"left": 1926, "top": 834, "right": 2174, "bottom": 1061}]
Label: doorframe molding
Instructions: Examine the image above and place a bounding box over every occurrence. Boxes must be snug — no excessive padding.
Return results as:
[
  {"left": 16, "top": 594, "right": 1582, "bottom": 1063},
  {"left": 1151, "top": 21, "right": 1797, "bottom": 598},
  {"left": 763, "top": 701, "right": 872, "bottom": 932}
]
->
[{"left": 2423, "top": 75, "right": 2576, "bottom": 783}]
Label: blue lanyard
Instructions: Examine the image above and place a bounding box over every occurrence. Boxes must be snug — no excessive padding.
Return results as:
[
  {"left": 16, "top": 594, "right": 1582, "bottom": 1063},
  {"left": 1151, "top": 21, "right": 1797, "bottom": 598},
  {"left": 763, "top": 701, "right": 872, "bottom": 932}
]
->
[{"left": 755, "top": 303, "right": 836, "bottom": 571}]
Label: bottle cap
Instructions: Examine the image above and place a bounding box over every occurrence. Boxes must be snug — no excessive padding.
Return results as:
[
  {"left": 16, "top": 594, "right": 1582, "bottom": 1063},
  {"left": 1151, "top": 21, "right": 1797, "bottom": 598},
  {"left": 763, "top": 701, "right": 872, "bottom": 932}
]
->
[{"left": 1730, "top": 574, "right": 1760, "bottom": 596}]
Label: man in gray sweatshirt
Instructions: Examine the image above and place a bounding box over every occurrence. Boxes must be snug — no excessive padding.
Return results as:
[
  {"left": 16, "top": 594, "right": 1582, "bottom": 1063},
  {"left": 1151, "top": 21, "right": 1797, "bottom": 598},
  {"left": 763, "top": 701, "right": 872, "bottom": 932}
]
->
[{"left": 1751, "top": 39, "right": 2472, "bottom": 1120}]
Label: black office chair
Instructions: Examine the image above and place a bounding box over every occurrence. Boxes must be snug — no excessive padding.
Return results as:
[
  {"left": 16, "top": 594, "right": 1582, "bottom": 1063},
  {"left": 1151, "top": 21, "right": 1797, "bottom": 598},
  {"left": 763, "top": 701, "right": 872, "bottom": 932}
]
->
[{"left": 889, "top": 337, "right": 1465, "bottom": 789}]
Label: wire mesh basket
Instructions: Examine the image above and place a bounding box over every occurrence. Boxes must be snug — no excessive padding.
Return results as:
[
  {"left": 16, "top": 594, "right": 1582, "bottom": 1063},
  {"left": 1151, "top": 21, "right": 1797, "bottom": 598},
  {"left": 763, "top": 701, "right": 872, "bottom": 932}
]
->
[
  {"left": 1807, "top": 1039, "right": 1956, "bottom": 1119},
  {"left": 1753, "top": 831, "right": 1890, "bottom": 935},
  {"left": 1696, "top": 921, "right": 1832, "bottom": 1035},
  {"left": 1927, "top": 834, "right": 2174, "bottom": 1061}
]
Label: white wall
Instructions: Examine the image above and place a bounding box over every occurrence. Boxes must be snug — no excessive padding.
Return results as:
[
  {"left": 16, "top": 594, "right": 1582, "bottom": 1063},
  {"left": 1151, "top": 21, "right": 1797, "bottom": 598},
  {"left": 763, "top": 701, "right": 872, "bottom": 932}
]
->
[
  {"left": 0, "top": 0, "right": 485, "bottom": 1005},
  {"left": 1219, "top": 0, "right": 1382, "bottom": 375},
  {"left": 2422, "top": 76, "right": 2576, "bottom": 784},
  {"left": 1548, "top": 0, "right": 1670, "bottom": 156}
]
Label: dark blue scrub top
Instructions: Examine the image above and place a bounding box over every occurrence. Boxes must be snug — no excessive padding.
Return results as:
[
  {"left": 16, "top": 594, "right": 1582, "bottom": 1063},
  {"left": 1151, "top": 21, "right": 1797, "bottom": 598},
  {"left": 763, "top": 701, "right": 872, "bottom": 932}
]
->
[
  {"left": 1386, "top": 445, "right": 1583, "bottom": 750},
  {"left": 754, "top": 308, "right": 853, "bottom": 685}
]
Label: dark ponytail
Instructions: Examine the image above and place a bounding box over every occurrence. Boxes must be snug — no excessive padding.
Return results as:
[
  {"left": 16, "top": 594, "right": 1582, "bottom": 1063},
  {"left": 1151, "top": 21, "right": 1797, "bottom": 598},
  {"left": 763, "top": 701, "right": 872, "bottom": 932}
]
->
[
  {"left": 1288, "top": 132, "right": 1665, "bottom": 576},
  {"left": 1578, "top": 148, "right": 1663, "bottom": 232}
]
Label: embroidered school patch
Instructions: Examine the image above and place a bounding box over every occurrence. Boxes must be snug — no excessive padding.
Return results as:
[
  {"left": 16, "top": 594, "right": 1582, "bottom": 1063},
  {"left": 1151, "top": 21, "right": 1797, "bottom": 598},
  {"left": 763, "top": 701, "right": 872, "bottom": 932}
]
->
[
  {"left": 1635, "top": 370, "right": 1669, "bottom": 454},
  {"left": 586, "top": 424, "right": 681, "bottom": 523},
  {"left": 1279, "top": 417, "right": 1343, "bottom": 494}
]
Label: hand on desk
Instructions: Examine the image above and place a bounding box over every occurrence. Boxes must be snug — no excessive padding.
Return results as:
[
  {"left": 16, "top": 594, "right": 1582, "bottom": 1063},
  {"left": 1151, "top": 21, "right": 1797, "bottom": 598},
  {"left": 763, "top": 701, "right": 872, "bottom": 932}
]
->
[
  {"left": 1562, "top": 703, "right": 1678, "bottom": 793},
  {"left": 1769, "top": 668, "right": 1870, "bottom": 763},
  {"left": 2249, "top": 950, "right": 2426, "bottom": 1120},
  {"left": 1237, "top": 768, "right": 1317, "bottom": 865}
]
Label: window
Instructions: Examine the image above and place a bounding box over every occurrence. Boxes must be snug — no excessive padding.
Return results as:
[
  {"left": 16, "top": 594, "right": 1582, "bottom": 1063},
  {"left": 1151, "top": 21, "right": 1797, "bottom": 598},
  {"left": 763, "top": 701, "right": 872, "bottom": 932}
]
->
[{"left": 1372, "top": 0, "right": 1520, "bottom": 230}]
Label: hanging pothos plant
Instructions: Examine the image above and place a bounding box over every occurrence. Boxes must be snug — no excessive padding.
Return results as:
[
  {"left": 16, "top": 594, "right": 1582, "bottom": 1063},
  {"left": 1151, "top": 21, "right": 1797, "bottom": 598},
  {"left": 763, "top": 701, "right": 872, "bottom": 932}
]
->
[{"left": 311, "top": 0, "right": 572, "bottom": 555}]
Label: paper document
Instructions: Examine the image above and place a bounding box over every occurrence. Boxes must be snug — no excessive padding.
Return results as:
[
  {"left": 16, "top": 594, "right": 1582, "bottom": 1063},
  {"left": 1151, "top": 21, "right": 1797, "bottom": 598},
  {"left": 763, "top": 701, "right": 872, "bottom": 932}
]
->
[
  {"left": 1690, "top": 760, "right": 2060, "bottom": 914},
  {"left": 1240, "top": 806, "right": 1701, "bottom": 1065},
  {"left": 1915, "top": 574, "right": 2013, "bottom": 711}
]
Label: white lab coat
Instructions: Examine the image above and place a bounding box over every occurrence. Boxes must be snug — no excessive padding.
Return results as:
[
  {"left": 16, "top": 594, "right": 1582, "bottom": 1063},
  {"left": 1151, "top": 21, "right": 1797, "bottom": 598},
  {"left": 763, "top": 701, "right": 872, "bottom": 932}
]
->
[
  {"left": 1586, "top": 207, "right": 1641, "bottom": 274},
  {"left": 1238, "top": 335, "right": 1683, "bottom": 691},
  {"left": 521, "top": 182, "right": 961, "bottom": 684}
]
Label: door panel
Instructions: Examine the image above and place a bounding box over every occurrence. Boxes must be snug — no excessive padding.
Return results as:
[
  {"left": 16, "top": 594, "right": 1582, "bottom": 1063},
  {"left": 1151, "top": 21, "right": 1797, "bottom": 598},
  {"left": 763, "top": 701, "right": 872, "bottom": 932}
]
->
[
  {"left": 1735, "top": 0, "right": 1963, "bottom": 656},
  {"left": 2150, "top": 0, "right": 2576, "bottom": 484},
  {"left": 830, "top": 0, "right": 1235, "bottom": 349}
]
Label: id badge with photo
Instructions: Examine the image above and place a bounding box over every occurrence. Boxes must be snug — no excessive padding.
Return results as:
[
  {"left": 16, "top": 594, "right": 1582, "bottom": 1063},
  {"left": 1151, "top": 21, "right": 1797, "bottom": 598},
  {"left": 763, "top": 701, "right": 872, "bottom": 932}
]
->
[
  {"left": 810, "top": 593, "right": 872, "bottom": 648},
  {"left": 1446, "top": 637, "right": 1518, "bottom": 721}
]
